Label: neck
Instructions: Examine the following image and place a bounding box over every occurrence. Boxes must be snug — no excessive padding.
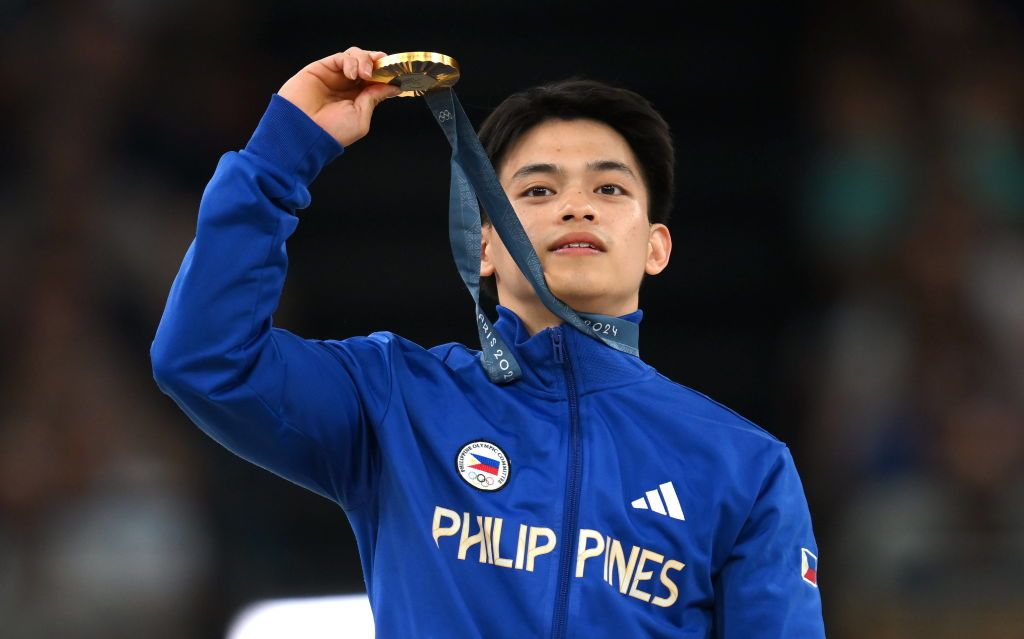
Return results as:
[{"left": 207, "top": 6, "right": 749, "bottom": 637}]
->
[{"left": 499, "top": 292, "right": 639, "bottom": 336}]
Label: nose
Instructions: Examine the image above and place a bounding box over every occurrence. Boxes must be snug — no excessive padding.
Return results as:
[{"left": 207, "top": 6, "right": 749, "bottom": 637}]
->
[{"left": 559, "top": 188, "right": 596, "bottom": 222}]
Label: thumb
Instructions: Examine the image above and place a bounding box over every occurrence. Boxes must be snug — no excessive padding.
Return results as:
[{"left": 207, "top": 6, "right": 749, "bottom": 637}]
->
[{"left": 355, "top": 82, "right": 402, "bottom": 116}]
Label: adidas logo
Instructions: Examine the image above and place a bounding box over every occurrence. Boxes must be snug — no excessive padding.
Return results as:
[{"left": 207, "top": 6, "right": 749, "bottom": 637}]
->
[{"left": 630, "top": 481, "right": 685, "bottom": 521}]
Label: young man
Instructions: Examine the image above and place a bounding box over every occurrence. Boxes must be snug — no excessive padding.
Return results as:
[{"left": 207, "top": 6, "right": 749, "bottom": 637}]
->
[{"left": 151, "top": 47, "right": 826, "bottom": 637}]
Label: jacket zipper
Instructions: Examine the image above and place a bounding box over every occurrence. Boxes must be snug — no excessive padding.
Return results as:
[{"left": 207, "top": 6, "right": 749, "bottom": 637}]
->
[{"left": 550, "top": 327, "right": 580, "bottom": 639}]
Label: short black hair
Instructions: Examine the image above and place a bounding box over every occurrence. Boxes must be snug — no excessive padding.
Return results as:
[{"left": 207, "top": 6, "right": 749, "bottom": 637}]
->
[{"left": 477, "top": 78, "right": 675, "bottom": 300}]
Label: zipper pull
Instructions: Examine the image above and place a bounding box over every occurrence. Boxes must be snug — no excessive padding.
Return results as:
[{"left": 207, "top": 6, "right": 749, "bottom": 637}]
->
[{"left": 551, "top": 329, "right": 564, "bottom": 363}]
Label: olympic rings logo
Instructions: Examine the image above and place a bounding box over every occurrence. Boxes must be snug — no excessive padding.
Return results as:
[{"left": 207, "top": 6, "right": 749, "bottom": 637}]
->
[
  {"left": 467, "top": 471, "right": 496, "bottom": 486},
  {"left": 438, "top": 110, "right": 453, "bottom": 122}
]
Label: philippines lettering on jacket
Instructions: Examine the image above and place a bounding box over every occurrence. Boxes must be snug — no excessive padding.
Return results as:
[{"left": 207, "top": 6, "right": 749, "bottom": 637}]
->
[{"left": 432, "top": 505, "right": 686, "bottom": 609}]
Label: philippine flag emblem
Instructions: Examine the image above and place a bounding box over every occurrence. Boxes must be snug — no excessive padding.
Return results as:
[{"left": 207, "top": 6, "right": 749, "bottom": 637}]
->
[
  {"left": 456, "top": 440, "right": 511, "bottom": 492},
  {"left": 800, "top": 548, "right": 818, "bottom": 587}
]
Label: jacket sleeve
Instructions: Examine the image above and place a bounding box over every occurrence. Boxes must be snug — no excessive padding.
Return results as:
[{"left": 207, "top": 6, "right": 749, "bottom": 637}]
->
[
  {"left": 714, "top": 446, "right": 826, "bottom": 638},
  {"left": 150, "top": 93, "right": 393, "bottom": 509}
]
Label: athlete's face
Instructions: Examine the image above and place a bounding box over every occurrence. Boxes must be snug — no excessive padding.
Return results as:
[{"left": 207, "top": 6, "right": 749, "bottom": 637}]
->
[{"left": 481, "top": 118, "right": 671, "bottom": 316}]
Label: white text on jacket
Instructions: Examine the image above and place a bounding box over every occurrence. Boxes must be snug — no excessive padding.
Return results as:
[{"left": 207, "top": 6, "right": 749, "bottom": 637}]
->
[{"left": 432, "top": 505, "right": 686, "bottom": 608}]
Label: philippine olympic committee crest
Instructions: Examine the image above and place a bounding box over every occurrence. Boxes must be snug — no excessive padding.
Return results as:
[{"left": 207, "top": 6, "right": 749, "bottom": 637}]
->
[{"left": 456, "top": 440, "right": 511, "bottom": 492}]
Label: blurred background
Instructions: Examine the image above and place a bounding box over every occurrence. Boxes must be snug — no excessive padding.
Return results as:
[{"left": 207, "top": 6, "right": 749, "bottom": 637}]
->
[{"left": 1, "top": 0, "right": 1023, "bottom": 637}]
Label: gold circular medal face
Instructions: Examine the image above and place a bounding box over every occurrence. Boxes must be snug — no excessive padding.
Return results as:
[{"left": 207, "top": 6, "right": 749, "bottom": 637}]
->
[{"left": 371, "top": 51, "right": 460, "bottom": 97}]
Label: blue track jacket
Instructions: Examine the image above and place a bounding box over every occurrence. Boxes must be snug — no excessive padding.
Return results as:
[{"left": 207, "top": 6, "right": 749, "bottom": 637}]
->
[{"left": 151, "top": 94, "right": 826, "bottom": 638}]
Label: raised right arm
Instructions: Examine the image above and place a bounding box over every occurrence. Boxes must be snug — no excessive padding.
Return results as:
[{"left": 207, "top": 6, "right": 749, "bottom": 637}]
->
[{"left": 150, "top": 49, "right": 402, "bottom": 509}]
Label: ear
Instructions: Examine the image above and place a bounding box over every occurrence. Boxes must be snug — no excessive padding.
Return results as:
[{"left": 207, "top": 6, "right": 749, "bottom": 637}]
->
[
  {"left": 645, "top": 223, "right": 672, "bottom": 275},
  {"left": 480, "top": 223, "right": 496, "bottom": 277}
]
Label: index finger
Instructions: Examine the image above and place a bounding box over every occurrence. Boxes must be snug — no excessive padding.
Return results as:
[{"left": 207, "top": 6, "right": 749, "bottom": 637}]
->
[
  {"left": 318, "top": 47, "right": 386, "bottom": 77},
  {"left": 335, "top": 47, "right": 384, "bottom": 81}
]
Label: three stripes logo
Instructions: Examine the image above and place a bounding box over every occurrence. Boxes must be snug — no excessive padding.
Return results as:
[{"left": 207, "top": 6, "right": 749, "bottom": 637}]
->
[{"left": 630, "top": 481, "right": 685, "bottom": 521}]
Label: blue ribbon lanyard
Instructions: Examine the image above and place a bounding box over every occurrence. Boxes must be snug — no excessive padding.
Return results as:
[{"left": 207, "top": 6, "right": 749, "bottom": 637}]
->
[{"left": 425, "top": 88, "right": 640, "bottom": 384}]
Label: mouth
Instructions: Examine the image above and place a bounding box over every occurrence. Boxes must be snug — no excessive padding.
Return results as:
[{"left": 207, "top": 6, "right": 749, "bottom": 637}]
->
[
  {"left": 548, "top": 233, "right": 606, "bottom": 256},
  {"left": 551, "top": 244, "right": 602, "bottom": 255}
]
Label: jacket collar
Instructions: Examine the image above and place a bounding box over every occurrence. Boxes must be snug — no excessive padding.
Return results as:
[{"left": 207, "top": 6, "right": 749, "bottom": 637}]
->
[{"left": 492, "top": 304, "right": 656, "bottom": 397}]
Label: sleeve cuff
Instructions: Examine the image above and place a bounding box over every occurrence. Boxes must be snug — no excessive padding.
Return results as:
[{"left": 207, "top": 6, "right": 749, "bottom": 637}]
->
[{"left": 243, "top": 93, "right": 345, "bottom": 185}]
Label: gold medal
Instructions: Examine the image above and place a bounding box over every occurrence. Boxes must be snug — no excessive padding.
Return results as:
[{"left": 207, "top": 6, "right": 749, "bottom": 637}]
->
[{"left": 371, "top": 52, "right": 460, "bottom": 97}]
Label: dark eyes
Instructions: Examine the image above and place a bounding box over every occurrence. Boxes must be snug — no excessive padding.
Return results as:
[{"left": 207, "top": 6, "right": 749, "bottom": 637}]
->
[{"left": 522, "top": 185, "right": 625, "bottom": 197}]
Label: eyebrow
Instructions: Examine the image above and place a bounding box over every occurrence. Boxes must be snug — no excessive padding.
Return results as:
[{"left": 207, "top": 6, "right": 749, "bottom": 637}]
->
[
  {"left": 509, "top": 163, "right": 563, "bottom": 182},
  {"left": 587, "top": 160, "right": 637, "bottom": 179},
  {"left": 508, "top": 160, "right": 637, "bottom": 182}
]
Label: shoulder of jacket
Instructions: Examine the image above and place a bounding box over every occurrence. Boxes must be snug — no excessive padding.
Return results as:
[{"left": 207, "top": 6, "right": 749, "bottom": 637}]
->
[
  {"left": 317, "top": 331, "right": 451, "bottom": 365},
  {"left": 650, "top": 372, "right": 786, "bottom": 449},
  {"left": 427, "top": 340, "right": 482, "bottom": 371},
  {"left": 366, "top": 333, "right": 481, "bottom": 374},
  {"left": 319, "top": 332, "right": 482, "bottom": 378}
]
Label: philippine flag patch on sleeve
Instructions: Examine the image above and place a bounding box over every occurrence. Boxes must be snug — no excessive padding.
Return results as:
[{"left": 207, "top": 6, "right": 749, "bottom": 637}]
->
[{"left": 800, "top": 548, "right": 818, "bottom": 587}]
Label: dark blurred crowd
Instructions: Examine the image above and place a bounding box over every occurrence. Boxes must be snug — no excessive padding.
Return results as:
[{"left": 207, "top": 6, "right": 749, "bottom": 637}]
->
[
  {"left": 796, "top": 2, "right": 1024, "bottom": 637},
  {"left": 0, "top": 1, "right": 1021, "bottom": 637},
  {"left": 0, "top": 2, "right": 217, "bottom": 637},
  {"left": 0, "top": 2, "right": 331, "bottom": 637}
]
